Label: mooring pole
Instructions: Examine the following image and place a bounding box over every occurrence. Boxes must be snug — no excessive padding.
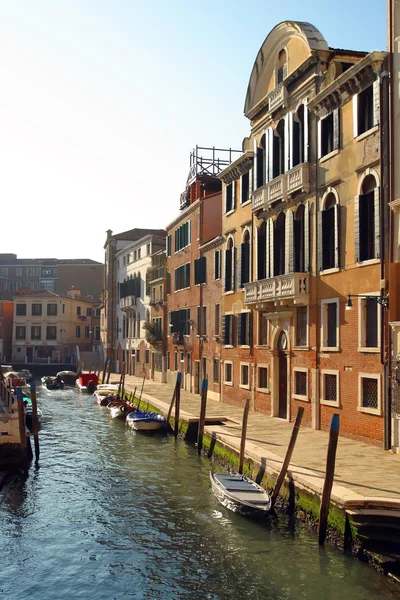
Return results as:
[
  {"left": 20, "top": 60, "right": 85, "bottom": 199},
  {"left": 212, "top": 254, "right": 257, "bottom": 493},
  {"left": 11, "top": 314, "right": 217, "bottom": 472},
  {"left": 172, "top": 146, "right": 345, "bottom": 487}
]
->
[
  {"left": 238, "top": 399, "right": 250, "bottom": 474},
  {"left": 174, "top": 372, "right": 182, "bottom": 439},
  {"left": 197, "top": 379, "right": 208, "bottom": 455},
  {"left": 16, "top": 387, "right": 28, "bottom": 472},
  {"left": 106, "top": 360, "right": 112, "bottom": 384},
  {"left": 29, "top": 379, "right": 40, "bottom": 461},
  {"left": 318, "top": 413, "right": 340, "bottom": 545},
  {"left": 167, "top": 372, "right": 181, "bottom": 424},
  {"left": 118, "top": 363, "right": 125, "bottom": 398},
  {"left": 102, "top": 359, "right": 108, "bottom": 384},
  {"left": 270, "top": 406, "right": 304, "bottom": 508},
  {"left": 139, "top": 375, "right": 145, "bottom": 402}
]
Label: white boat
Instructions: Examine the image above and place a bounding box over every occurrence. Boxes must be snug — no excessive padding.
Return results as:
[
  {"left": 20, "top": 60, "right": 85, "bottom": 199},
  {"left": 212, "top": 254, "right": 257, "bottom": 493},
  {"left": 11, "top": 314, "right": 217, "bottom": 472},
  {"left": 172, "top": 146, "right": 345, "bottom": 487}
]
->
[
  {"left": 108, "top": 403, "right": 129, "bottom": 419},
  {"left": 209, "top": 472, "right": 271, "bottom": 515},
  {"left": 96, "top": 384, "right": 119, "bottom": 392},
  {"left": 75, "top": 374, "right": 99, "bottom": 393},
  {"left": 126, "top": 411, "right": 166, "bottom": 431}
]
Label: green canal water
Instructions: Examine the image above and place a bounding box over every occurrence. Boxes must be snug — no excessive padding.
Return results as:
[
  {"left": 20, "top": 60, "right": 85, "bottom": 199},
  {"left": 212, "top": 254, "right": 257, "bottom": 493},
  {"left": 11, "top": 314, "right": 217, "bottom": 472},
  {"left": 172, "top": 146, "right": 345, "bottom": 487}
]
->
[{"left": 1, "top": 385, "right": 400, "bottom": 600}]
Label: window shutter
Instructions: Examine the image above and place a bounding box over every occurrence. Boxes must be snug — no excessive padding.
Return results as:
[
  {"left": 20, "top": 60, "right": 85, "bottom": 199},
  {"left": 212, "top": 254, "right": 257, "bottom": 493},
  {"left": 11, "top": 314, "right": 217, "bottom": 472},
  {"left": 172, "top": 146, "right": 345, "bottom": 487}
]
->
[
  {"left": 264, "top": 130, "right": 269, "bottom": 183},
  {"left": 333, "top": 108, "right": 340, "bottom": 151},
  {"left": 253, "top": 139, "right": 258, "bottom": 189},
  {"left": 317, "top": 210, "right": 323, "bottom": 271},
  {"left": 188, "top": 220, "right": 191, "bottom": 244},
  {"left": 224, "top": 186, "right": 227, "bottom": 214},
  {"left": 166, "top": 271, "right": 171, "bottom": 294},
  {"left": 303, "top": 104, "right": 309, "bottom": 163},
  {"left": 232, "top": 246, "right": 236, "bottom": 291},
  {"left": 353, "top": 94, "right": 359, "bottom": 138},
  {"left": 269, "top": 219, "right": 274, "bottom": 278},
  {"left": 373, "top": 79, "right": 380, "bottom": 127},
  {"left": 266, "top": 218, "right": 270, "bottom": 278},
  {"left": 197, "top": 306, "right": 200, "bottom": 335},
  {"left": 194, "top": 256, "right": 206, "bottom": 285},
  {"left": 374, "top": 187, "right": 381, "bottom": 258},
  {"left": 249, "top": 167, "right": 253, "bottom": 198},
  {"left": 317, "top": 119, "right": 322, "bottom": 159},
  {"left": 222, "top": 315, "right": 227, "bottom": 345},
  {"left": 248, "top": 312, "right": 253, "bottom": 346},
  {"left": 304, "top": 202, "right": 310, "bottom": 272},
  {"left": 285, "top": 210, "right": 294, "bottom": 274},
  {"left": 238, "top": 243, "right": 243, "bottom": 289},
  {"left": 354, "top": 196, "right": 360, "bottom": 263},
  {"left": 288, "top": 112, "right": 294, "bottom": 170},
  {"left": 284, "top": 113, "right": 290, "bottom": 173},
  {"left": 230, "top": 315, "right": 234, "bottom": 345},
  {"left": 238, "top": 313, "right": 243, "bottom": 345},
  {"left": 268, "top": 128, "right": 273, "bottom": 182},
  {"left": 334, "top": 203, "right": 340, "bottom": 269},
  {"left": 232, "top": 180, "right": 236, "bottom": 210}
]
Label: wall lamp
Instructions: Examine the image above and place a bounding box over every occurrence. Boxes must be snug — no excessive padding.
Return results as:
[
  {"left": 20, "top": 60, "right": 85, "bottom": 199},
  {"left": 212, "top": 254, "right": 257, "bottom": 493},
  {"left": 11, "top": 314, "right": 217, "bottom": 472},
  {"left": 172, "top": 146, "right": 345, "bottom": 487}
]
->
[{"left": 345, "top": 293, "right": 389, "bottom": 311}]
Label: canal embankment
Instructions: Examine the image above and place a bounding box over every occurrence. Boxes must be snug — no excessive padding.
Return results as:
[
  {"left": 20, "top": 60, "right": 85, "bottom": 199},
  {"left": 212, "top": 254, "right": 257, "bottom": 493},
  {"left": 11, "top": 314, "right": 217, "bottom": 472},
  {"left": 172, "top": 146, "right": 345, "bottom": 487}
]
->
[{"left": 104, "top": 372, "right": 400, "bottom": 573}]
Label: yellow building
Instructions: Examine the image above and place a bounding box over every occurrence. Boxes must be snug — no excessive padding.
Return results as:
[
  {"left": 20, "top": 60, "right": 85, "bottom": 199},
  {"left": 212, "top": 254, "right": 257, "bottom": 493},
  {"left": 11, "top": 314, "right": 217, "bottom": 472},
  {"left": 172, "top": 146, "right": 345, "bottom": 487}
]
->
[{"left": 219, "top": 21, "right": 389, "bottom": 446}]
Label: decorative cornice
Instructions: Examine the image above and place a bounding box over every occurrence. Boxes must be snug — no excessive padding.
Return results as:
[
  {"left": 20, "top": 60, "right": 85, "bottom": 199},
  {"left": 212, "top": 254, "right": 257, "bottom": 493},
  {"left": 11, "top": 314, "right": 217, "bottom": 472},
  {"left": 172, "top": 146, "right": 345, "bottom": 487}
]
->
[
  {"left": 218, "top": 151, "right": 254, "bottom": 185},
  {"left": 308, "top": 51, "right": 387, "bottom": 117},
  {"left": 199, "top": 235, "right": 224, "bottom": 253},
  {"left": 166, "top": 198, "right": 200, "bottom": 231}
]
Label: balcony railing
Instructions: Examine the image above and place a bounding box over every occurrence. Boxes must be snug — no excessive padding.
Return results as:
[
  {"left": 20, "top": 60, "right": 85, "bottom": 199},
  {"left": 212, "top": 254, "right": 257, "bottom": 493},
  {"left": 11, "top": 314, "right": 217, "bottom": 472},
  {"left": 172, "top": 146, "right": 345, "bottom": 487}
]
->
[
  {"left": 268, "top": 84, "right": 287, "bottom": 113},
  {"left": 244, "top": 273, "right": 309, "bottom": 306},
  {"left": 120, "top": 296, "right": 136, "bottom": 311},
  {"left": 251, "top": 163, "right": 310, "bottom": 213},
  {"left": 149, "top": 266, "right": 167, "bottom": 283}
]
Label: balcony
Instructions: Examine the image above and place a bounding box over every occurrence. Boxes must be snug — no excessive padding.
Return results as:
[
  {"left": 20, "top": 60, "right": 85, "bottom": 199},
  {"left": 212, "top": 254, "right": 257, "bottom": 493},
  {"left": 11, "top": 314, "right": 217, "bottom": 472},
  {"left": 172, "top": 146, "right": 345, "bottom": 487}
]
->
[
  {"left": 120, "top": 295, "right": 136, "bottom": 311},
  {"left": 149, "top": 266, "right": 167, "bottom": 283},
  {"left": 251, "top": 163, "right": 310, "bottom": 213},
  {"left": 244, "top": 273, "right": 309, "bottom": 307}
]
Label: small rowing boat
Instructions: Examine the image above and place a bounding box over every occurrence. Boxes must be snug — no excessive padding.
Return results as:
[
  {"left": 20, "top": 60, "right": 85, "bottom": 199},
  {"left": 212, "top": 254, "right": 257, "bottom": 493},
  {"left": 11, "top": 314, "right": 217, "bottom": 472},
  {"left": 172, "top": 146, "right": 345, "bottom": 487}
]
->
[
  {"left": 209, "top": 472, "right": 271, "bottom": 515},
  {"left": 126, "top": 411, "right": 166, "bottom": 431}
]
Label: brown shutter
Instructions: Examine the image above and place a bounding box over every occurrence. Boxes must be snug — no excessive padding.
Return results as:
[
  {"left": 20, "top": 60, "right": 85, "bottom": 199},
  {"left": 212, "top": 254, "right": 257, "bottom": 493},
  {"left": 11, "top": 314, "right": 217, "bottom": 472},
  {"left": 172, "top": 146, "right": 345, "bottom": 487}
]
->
[
  {"left": 285, "top": 210, "right": 294, "bottom": 274},
  {"left": 354, "top": 196, "right": 360, "bottom": 263},
  {"left": 374, "top": 187, "right": 380, "bottom": 258},
  {"left": 373, "top": 79, "right": 380, "bottom": 127},
  {"left": 333, "top": 108, "right": 340, "bottom": 151},
  {"left": 317, "top": 210, "right": 323, "bottom": 271},
  {"left": 304, "top": 202, "right": 310, "bottom": 272},
  {"left": 269, "top": 219, "right": 274, "bottom": 278},
  {"left": 334, "top": 203, "right": 340, "bottom": 269}
]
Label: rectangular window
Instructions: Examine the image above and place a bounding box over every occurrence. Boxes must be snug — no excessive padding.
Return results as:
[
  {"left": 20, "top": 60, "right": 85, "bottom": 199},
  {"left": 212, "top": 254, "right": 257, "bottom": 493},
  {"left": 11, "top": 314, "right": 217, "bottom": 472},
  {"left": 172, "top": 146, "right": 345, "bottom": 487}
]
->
[
  {"left": 214, "top": 304, "right": 220, "bottom": 338},
  {"left": 169, "top": 308, "right": 191, "bottom": 335},
  {"left": 16, "top": 282, "right": 22, "bottom": 290},
  {"left": 357, "top": 85, "right": 374, "bottom": 135},
  {"left": 76, "top": 326, "right": 81, "bottom": 338},
  {"left": 359, "top": 296, "right": 379, "bottom": 350},
  {"left": 16, "top": 304, "right": 26, "bottom": 316},
  {"left": 27, "top": 267, "right": 33, "bottom": 276},
  {"left": 46, "top": 326, "right": 57, "bottom": 340},
  {"left": 175, "top": 221, "right": 191, "bottom": 252},
  {"left": 33, "top": 267, "right": 39, "bottom": 276},
  {"left": 85, "top": 326, "right": 90, "bottom": 338},
  {"left": 167, "top": 351, "right": 170, "bottom": 370},
  {"left": 145, "top": 349, "right": 150, "bottom": 364},
  {"left": 213, "top": 359, "right": 219, "bottom": 383},
  {"left": 257, "top": 366, "right": 269, "bottom": 391},
  {"left": 86, "top": 308, "right": 92, "bottom": 317},
  {"left": 258, "top": 312, "right": 269, "bottom": 346},
  {"left": 222, "top": 314, "right": 234, "bottom": 346},
  {"left": 224, "top": 362, "right": 233, "bottom": 385},
  {"left": 166, "top": 235, "right": 172, "bottom": 257},
  {"left": 9, "top": 282, "right": 14, "bottom": 292},
  {"left": 240, "top": 363, "right": 250, "bottom": 389},
  {"left": 16, "top": 267, "right": 22, "bottom": 277},
  {"left": 16, "top": 326, "right": 26, "bottom": 340},
  {"left": 147, "top": 243, "right": 151, "bottom": 256},
  {"left": 359, "top": 373, "right": 380, "bottom": 414},
  {"left": 197, "top": 306, "right": 206, "bottom": 336},
  {"left": 32, "top": 303, "right": 42, "bottom": 316},
  {"left": 295, "top": 306, "right": 308, "bottom": 347},
  {"left": 138, "top": 248, "right": 141, "bottom": 259},
  {"left": 319, "top": 109, "right": 340, "bottom": 158},
  {"left": 174, "top": 352, "right": 178, "bottom": 371},
  {"left": 47, "top": 303, "right": 57, "bottom": 316},
  {"left": 174, "top": 263, "right": 190, "bottom": 291},
  {"left": 214, "top": 250, "right": 221, "bottom": 280},
  {"left": 31, "top": 325, "right": 41, "bottom": 340},
  {"left": 95, "top": 307, "right": 101, "bottom": 317},
  {"left": 77, "top": 306, "right": 81, "bottom": 316},
  {"left": 293, "top": 369, "right": 308, "bottom": 400},
  {"left": 321, "top": 370, "right": 339, "bottom": 406},
  {"left": 225, "top": 183, "right": 233, "bottom": 213},
  {"left": 194, "top": 256, "right": 206, "bottom": 285},
  {"left": 321, "top": 299, "right": 339, "bottom": 350},
  {"left": 238, "top": 312, "right": 251, "bottom": 346},
  {"left": 241, "top": 172, "right": 250, "bottom": 204},
  {"left": 186, "top": 353, "right": 191, "bottom": 374}
]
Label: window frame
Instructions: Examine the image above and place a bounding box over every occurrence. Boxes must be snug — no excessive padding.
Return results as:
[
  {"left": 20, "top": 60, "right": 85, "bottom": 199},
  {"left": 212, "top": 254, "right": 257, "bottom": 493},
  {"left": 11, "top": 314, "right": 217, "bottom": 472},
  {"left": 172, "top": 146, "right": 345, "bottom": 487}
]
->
[
  {"left": 321, "top": 298, "right": 340, "bottom": 352},
  {"left": 293, "top": 367, "right": 309, "bottom": 402},
  {"left": 224, "top": 361, "right": 233, "bottom": 386},
  {"left": 320, "top": 369, "right": 340, "bottom": 407},
  {"left": 358, "top": 294, "right": 381, "bottom": 353},
  {"left": 256, "top": 364, "right": 269, "bottom": 393},
  {"left": 239, "top": 362, "right": 250, "bottom": 390},
  {"left": 358, "top": 372, "right": 381, "bottom": 415},
  {"left": 294, "top": 305, "right": 309, "bottom": 349}
]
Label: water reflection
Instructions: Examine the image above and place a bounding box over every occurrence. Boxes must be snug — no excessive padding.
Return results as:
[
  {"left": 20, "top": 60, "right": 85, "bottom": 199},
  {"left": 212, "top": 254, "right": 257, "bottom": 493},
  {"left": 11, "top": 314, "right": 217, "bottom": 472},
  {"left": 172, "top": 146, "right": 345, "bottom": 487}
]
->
[{"left": 1, "top": 385, "right": 399, "bottom": 600}]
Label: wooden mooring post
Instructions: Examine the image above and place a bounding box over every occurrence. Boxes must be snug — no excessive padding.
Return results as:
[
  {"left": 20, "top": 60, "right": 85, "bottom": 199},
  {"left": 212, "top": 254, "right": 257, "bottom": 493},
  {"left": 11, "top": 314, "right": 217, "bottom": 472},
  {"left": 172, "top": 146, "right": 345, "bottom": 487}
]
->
[
  {"left": 174, "top": 373, "right": 182, "bottom": 439},
  {"left": 318, "top": 413, "right": 340, "bottom": 545},
  {"left": 16, "top": 387, "right": 29, "bottom": 472},
  {"left": 139, "top": 375, "right": 145, "bottom": 403},
  {"left": 29, "top": 379, "right": 40, "bottom": 461},
  {"left": 118, "top": 363, "right": 126, "bottom": 398},
  {"left": 238, "top": 399, "right": 250, "bottom": 474},
  {"left": 102, "top": 359, "right": 108, "bottom": 384},
  {"left": 197, "top": 379, "right": 208, "bottom": 455},
  {"left": 167, "top": 372, "right": 181, "bottom": 424},
  {"left": 270, "top": 406, "right": 304, "bottom": 508},
  {"left": 106, "top": 360, "right": 112, "bottom": 384}
]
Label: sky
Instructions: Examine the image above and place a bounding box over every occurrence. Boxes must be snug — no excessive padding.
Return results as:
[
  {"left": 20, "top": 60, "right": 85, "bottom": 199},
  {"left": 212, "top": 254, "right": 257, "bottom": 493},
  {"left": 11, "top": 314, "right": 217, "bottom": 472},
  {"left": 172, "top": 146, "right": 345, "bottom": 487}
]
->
[{"left": 0, "top": 0, "right": 387, "bottom": 263}]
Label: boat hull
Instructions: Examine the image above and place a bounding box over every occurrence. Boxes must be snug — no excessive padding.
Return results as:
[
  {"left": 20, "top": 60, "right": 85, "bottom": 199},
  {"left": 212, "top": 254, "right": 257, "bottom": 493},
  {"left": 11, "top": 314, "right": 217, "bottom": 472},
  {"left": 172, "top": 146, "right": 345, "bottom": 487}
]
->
[
  {"left": 126, "top": 411, "right": 166, "bottom": 432},
  {"left": 210, "top": 472, "right": 271, "bottom": 515}
]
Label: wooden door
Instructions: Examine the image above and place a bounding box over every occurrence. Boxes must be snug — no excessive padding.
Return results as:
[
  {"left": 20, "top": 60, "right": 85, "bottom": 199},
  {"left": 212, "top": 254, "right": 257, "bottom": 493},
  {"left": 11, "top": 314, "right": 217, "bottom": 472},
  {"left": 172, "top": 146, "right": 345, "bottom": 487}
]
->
[{"left": 278, "top": 350, "right": 288, "bottom": 419}]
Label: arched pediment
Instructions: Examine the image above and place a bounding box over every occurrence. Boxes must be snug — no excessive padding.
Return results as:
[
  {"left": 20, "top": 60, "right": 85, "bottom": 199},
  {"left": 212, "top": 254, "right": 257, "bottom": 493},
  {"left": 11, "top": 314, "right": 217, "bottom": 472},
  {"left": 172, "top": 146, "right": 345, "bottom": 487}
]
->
[{"left": 244, "top": 21, "right": 329, "bottom": 118}]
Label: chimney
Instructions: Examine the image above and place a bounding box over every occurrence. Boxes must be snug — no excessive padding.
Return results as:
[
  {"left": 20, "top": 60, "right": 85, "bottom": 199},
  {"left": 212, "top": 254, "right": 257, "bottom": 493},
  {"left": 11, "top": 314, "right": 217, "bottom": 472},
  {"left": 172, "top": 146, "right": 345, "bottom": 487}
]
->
[{"left": 68, "top": 286, "right": 80, "bottom": 299}]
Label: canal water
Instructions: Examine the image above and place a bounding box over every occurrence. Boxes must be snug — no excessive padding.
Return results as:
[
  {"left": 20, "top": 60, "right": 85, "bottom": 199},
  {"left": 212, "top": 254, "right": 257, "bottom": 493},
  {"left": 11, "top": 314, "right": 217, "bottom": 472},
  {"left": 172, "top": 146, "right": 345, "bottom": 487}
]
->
[{"left": 1, "top": 386, "right": 400, "bottom": 600}]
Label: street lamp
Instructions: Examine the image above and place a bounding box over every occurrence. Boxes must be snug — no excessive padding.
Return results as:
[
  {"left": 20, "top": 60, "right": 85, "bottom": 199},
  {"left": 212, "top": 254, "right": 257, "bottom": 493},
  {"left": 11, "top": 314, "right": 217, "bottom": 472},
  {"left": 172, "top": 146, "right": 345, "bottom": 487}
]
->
[{"left": 345, "top": 293, "right": 389, "bottom": 311}]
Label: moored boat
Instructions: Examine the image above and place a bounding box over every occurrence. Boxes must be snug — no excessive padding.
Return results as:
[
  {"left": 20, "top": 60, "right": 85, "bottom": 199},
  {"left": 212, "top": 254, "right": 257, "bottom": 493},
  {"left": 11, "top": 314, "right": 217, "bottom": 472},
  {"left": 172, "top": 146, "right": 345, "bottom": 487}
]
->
[
  {"left": 41, "top": 376, "right": 64, "bottom": 390},
  {"left": 22, "top": 394, "right": 43, "bottom": 423},
  {"left": 126, "top": 411, "right": 166, "bottom": 431},
  {"left": 209, "top": 472, "right": 271, "bottom": 515},
  {"left": 76, "top": 373, "right": 99, "bottom": 393}
]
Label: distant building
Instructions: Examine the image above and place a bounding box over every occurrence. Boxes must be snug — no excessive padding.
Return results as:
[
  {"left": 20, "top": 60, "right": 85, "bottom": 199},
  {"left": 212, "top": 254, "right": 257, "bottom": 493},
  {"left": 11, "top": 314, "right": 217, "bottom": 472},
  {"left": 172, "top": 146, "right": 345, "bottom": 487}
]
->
[
  {"left": 0, "top": 254, "right": 103, "bottom": 301},
  {"left": 0, "top": 299, "right": 14, "bottom": 363},
  {"left": 148, "top": 249, "right": 168, "bottom": 383}
]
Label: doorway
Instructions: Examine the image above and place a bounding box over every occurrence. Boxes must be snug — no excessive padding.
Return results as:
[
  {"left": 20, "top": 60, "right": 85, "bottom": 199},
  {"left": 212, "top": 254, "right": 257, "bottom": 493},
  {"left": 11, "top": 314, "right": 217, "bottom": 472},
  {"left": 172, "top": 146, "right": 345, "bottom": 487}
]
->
[
  {"left": 277, "top": 331, "right": 288, "bottom": 419},
  {"left": 26, "top": 347, "right": 33, "bottom": 362}
]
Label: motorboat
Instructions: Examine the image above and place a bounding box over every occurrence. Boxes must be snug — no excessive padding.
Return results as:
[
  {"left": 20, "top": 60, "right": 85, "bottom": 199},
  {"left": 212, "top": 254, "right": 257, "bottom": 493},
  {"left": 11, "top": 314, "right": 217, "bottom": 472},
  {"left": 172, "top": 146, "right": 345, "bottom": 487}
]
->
[
  {"left": 75, "top": 373, "right": 99, "bottom": 393},
  {"left": 209, "top": 472, "right": 271, "bottom": 515},
  {"left": 107, "top": 400, "right": 135, "bottom": 419},
  {"left": 56, "top": 370, "right": 78, "bottom": 386},
  {"left": 41, "top": 376, "right": 65, "bottom": 390},
  {"left": 22, "top": 393, "right": 42, "bottom": 423},
  {"left": 126, "top": 411, "right": 166, "bottom": 431},
  {"left": 17, "top": 369, "right": 33, "bottom": 382},
  {"left": 94, "top": 388, "right": 119, "bottom": 406}
]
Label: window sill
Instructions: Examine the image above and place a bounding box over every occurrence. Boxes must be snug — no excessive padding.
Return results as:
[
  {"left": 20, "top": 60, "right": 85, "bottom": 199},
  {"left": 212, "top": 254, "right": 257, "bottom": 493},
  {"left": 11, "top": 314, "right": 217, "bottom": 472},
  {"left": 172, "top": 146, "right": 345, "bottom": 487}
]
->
[
  {"left": 356, "top": 258, "right": 380, "bottom": 267},
  {"left": 320, "top": 346, "right": 340, "bottom": 352},
  {"left": 319, "top": 148, "right": 340, "bottom": 164},
  {"left": 355, "top": 125, "right": 379, "bottom": 142},
  {"left": 256, "top": 387, "right": 270, "bottom": 394},
  {"left": 320, "top": 267, "right": 340, "bottom": 275},
  {"left": 255, "top": 345, "right": 270, "bottom": 349},
  {"left": 239, "top": 345, "right": 250, "bottom": 349},
  {"left": 320, "top": 398, "right": 340, "bottom": 408},
  {"left": 174, "top": 287, "right": 191, "bottom": 293},
  {"left": 293, "top": 394, "right": 310, "bottom": 402},
  {"left": 293, "top": 346, "right": 310, "bottom": 351},
  {"left": 223, "top": 345, "right": 233, "bottom": 349},
  {"left": 358, "top": 347, "right": 380, "bottom": 353},
  {"left": 357, "top": 405, "right": 381, "bottom": 416},
  {"left": 224, "top": 290, "right": 235, "bottom": 295},
  {"left": 240, "top": 200, "right": 252, "bottom": 208},
  {"left": 239, "top": 384, "right": 250, "bottom": 390},
  {"left": 225, "top": 209, "right": 236, "bottom": 217},
  {"left": 224, "top": 381, "right": 233, "bottom": 387}
]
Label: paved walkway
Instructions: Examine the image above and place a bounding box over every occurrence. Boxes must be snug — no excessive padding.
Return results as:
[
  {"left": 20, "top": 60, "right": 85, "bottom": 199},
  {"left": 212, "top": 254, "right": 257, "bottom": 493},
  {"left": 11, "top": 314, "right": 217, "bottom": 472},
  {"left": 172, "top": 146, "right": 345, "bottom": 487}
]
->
[{"left": 106, "top": 374, "right": 400, "bottom": 508}]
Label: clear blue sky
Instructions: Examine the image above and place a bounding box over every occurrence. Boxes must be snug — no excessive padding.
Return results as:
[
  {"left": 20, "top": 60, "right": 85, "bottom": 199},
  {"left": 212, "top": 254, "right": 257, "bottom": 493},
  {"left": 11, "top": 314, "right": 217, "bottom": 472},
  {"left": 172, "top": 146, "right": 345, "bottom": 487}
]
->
[{"left": 0, "top": 0, "right": 387, "bottom": 263}]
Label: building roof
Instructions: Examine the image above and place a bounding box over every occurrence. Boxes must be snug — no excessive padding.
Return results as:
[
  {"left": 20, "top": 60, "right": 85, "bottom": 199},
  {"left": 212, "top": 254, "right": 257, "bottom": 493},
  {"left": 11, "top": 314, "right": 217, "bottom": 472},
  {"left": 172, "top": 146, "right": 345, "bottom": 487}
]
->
[
  {"left": 0, "top": 254, "right": 102, "bottom": 266},
  {"left": 12, "top": 290, "right": 99, "bottom": 303},
  {"left": 108, "top": 228, "right": 166, "bottom": 242}
]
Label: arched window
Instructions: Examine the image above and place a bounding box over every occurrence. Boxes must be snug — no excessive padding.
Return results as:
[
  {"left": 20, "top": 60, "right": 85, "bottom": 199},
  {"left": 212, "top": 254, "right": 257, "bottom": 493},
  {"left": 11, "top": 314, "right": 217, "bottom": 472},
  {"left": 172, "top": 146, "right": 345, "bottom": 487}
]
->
[
  {"left": 240, "top": 231, "right": 251, "bottom": 288},
  {"left": 273, "top": 120, "right": 285, "bottom": 178},
  {"left": 224, "top": 238, "right": 235, "bottom": 292},
  {"left": 136, "top": 312, "right": 141, "bottom": 338},
  {"left": 257, "top": 221, "right": 267, "bottom": 280},
  {"left": 276, "top": 49, "right": 287, "bottom": 85},
  {"left": 274, "top": 213, "right": 286, "bottom": 276},
  {"left": 294, "top": 205, "right": 305, "bottom": 272},
  {"left": 256, "top": 133, "right": 266, "bottom": 189},
  {"left": 320, "top": 193, "right": 339, "bottom": 271},
  {"left": 293, "top": 105, "right": 305, "bottom": 167},
  {"left": 357, "top": 175, "right": 379, "bottom": 262}
]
